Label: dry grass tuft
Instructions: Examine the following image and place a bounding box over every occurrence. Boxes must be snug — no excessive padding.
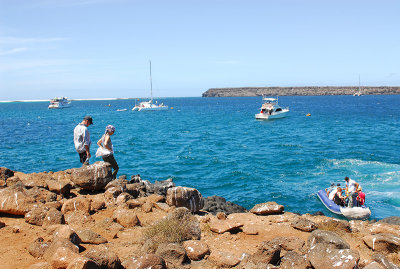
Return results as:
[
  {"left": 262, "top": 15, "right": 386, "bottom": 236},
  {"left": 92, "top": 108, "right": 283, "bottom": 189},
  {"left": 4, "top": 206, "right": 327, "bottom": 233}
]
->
[{"left": 143, "top": 208, "right": 200, "bottom": 252}]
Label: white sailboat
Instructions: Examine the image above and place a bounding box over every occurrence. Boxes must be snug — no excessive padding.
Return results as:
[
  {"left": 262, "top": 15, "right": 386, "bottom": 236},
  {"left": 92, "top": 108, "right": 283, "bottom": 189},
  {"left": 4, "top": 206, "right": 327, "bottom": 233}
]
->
[
  {"left": 132, "top": 61, "right": 168, "bottom": 111},
  {"left": 353, "top": 75, "right": 363, "bottom": 96}
]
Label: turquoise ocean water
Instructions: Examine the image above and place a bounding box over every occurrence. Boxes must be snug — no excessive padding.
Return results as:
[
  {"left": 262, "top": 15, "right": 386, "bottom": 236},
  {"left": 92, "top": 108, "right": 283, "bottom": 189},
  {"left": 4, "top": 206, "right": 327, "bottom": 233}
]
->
[{"left": 0, "top": 96, "right": 399, "bottom": 219}]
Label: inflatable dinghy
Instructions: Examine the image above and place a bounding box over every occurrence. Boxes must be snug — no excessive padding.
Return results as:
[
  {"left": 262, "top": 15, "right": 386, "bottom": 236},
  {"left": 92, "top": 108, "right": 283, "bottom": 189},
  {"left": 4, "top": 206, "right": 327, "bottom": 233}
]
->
[{"left": 317, "top": 190, "right": 371, "bottom": 220}]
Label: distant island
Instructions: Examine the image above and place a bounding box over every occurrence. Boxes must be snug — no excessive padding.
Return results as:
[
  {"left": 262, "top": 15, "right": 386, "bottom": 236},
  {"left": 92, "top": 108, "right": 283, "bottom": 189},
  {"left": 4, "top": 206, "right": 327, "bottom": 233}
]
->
[{"left": 202, "top": 86, "right": 400, "bottom": 97}]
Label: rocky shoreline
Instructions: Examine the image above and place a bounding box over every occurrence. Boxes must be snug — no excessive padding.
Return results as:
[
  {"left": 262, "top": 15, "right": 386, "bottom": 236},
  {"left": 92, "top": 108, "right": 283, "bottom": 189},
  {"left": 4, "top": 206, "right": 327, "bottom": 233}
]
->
[
  {"left": 1, "top": 164, "right": 399, "bottom": 269},
  {"left": 202, "top": 86, "right": 400, "bottom": 97}
]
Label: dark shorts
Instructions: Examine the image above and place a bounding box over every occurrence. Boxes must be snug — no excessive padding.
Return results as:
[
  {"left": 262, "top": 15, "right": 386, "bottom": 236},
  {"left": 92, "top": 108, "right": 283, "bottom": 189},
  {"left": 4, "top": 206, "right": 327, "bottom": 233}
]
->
[
  {"left": 79, "top": 152, "right": 88, "bottom": 164},
  {"left": 102, "top": 154, "right": 119, "bottom": 179}
]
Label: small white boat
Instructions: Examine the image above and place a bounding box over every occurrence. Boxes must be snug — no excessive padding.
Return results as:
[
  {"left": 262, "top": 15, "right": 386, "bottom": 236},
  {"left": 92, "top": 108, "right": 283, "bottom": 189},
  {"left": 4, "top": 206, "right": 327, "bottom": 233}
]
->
[
  {"left": 317, "top": 190, "right": 371, "bottom": 220},
  {"left": 48, "top": 97, "right": 71, "bottom": 109},
  {"left": 132, "top": 61, "right": 168, "bottom": 112},
  {"left": 255, "top": 96, "right": 289, "bottom": 120},
  {"left": 116, "top": 108, "right": 128, "bottom": 112}
]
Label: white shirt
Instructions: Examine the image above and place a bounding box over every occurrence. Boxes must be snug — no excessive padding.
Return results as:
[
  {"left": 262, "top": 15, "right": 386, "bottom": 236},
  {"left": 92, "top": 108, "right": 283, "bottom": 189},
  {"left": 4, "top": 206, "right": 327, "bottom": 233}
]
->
[
  {"left": 347, "top": 179, "right": 357, "bottom": 193},
  {"left": 329, "top": 188, "right": 338, "bottom": 200},
  {"left": 74, "top": 124, "right": 91, "bottom": 153}
]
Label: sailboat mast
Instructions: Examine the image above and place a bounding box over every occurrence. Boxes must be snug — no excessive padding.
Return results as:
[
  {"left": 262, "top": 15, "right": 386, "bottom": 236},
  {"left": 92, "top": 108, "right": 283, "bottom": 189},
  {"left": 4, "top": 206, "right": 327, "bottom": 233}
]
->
[
  {"left": 358, "top": 74, "right": 361, "bottom": 92},
  {"left": 149, "top": 60, "right": 153, "bottom": 102}
]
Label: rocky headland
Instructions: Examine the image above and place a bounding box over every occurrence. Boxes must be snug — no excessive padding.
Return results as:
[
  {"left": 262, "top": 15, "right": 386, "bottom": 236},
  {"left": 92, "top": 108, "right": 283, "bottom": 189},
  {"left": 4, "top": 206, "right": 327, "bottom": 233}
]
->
[
  {"left": 1, "top": 164, "right": 400, "bottom": 269},
  {"left": 202, "top": 86, "right": 400, "bottom": 97}
]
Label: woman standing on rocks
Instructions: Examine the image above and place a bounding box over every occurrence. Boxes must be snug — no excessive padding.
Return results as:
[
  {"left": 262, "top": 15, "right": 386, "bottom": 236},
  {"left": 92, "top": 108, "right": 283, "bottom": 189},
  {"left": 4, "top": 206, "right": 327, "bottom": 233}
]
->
[{"left": 97, "top": 125, "right": 119, "bottom": 179}]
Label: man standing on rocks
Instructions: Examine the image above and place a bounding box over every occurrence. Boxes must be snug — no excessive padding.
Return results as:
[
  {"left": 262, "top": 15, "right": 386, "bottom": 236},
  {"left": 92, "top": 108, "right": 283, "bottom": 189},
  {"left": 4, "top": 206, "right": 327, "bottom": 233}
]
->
[{"left": 74, "top": 115, "right": 93, "bottom": 165}]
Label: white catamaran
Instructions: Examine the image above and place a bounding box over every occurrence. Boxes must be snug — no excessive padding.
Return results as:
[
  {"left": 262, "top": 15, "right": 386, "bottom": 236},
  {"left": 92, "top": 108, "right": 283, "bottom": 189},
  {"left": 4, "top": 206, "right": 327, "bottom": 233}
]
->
[{"left": 132, "top": 61, "right": 168, "bottom": 111}]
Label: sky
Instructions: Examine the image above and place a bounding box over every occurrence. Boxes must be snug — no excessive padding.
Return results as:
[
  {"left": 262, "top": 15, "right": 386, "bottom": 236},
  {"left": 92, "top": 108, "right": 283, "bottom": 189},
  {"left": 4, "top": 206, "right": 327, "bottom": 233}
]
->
[{"left": 0, "top": 0, "right": 399, "bottom": 100}]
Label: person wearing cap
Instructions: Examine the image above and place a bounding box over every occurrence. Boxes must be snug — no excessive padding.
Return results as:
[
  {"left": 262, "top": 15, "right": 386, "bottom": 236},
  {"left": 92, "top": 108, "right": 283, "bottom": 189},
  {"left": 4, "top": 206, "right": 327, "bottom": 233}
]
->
[
  {"left": 97, "top": 125, "right": 119, "bottom": 179},
  {"left": 344, "top": 176, "right": 359, "bottom": 208},
  {"left": 356, "top": 186, "right": 365, "bottom": 206},
  {"left": 73, "top": 116, "right": 93, "bottom": 165}
]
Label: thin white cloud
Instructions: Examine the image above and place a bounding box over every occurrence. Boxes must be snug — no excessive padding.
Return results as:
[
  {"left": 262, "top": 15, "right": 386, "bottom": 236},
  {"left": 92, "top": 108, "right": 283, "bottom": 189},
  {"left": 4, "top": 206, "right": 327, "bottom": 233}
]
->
[
  {"left": 0, "top": 59, "right": 90, "bottom": 72},
  {"left": 0, "top": 36, "right": 66, "bottom": 45},
  {"left": 0, "top": 48, "right": 28, "bottom": 56},
  {"left": 215, "top": 60, "right": 241, "bottom": 65}
]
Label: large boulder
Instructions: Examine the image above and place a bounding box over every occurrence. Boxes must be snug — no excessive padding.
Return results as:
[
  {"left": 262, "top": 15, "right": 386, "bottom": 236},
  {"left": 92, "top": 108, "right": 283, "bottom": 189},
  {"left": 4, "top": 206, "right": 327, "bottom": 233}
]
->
[
  {"left": 28, "top": 237, "right": 50, "bottom": 258},
  {"left": 124, "top": 254, "right": 166, "bottom": 269},
  {"left": 308, "top": 230, "right": 350, "bottom": 249},
  {"left": 146, "top": 178, "right": 176, "bottom": 196},
  {"left": 52, "top": 225, "right": 81, "bottom": 245},
  {"left": 209, "top": 219, "right": 243, "bottom": 234},
  {"left": 84, "top": 245, "right": 122, "bottom": 269},
  {"left": 104, "top": 187, "right": 124, "bottom": 205},
  {"left": 250, "top": 201, "right": 284, "bottom": 215},
  {"left": 280, "top": 251, "right": 311, "bottom": 269},
  {"left": 182, "top": 240, "right": 210, "bottom": 261},
  {"left": 372, "top": 253, "right": 400, "bottom": 269},
  {"left": 378, "top": 216, "right": 400, "bottom": 226},
  {"left": 203, "top": 195, "right": 247, "bottom": 215},
  {"left": 45, "top": 172, "right": 72, "bottom": 197},
  {"left": 61, "top": 196, "right": 91, "bottom": 215},
  {"left": 76, "top": 229, "right": 107, "bottom": 244},
  {"left": 14, "top": 172, "right": 49, "bottom": 189},
  {"left": 0, "top": 167, "right": 14, "bottom": 186},
  {"left": 317, "top": 217, "right": 351, "bottom": 233},
  {"left": 369, "top": 222, "right": 400, "bottom": 238},
  {"left": 25, "top": 204, "right": 50, "bottom": 226},
  {"left": 48, "top": 246, "right": 81, "bottom": 269},
  {"left": 112, "top": 208, "right": 141, "bottom": 228},
  {"left": 208, "top": 250, "right": 242, "bottom": 268},
  {"left": 67, "top": 162, "right": 113, "bottom": 191},
  {"left": 105, "top": 179, "right": 127, "bottom": 192},
  {"left": 155, "top": 243, "right": 188, "bottom": 268},
  {"left": 125, "top": 183, "right": 145, "bottom": 198},
  {"left": 291, "top": 217, "right": 317, "bottom": 232},
  {"left": 166, "top": 186, "right": 204, "bottom": 213},
  {"left": 0, "top": 183, "right": 35, "bottom": 215},
  {"left": 43, "top": 237, "right": 79, "bottom": 261},
  {"left": 249, "top": 241, "right": 281, "bottom": 266},
  {"left": 26, "top": 187, "right": 57, "bottom": 203},
  {"left": 308, "top": 243, "right": 360, "bottom": 269},
  {"left": 90, "top": 194, "right": 106, "bottom": 212},
  {"left": 43, "top": 208, "right": 65, "bottom": 226},
  {"left": 363, "top": 233, "right": 400, "bottom": 253}
]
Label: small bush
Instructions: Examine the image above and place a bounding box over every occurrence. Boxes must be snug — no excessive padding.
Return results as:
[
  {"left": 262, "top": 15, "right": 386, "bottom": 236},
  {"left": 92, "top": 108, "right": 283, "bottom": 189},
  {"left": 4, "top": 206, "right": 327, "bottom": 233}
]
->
[{"left": 143, "top": 208, "right": 200, "bottom": 252}]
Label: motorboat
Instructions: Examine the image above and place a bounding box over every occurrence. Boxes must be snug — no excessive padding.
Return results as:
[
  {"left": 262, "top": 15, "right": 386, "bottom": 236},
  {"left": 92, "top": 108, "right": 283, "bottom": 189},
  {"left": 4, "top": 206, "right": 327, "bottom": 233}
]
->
[
  {"left": 48, "top": 97, "right": 71, "bottom": 109},
  {"left": 255, "top": 96, "right": 289, "bottom": 120},
  {"left": 116, "top": 108, "right": 128, "bottom": 112},
  {"left": 132, "top": 100, "right": 168, "bottom": 111},
  {"left": 317, "top": 190, "right": 371, "bottom": 220},
  {"left": 132, "top": 61, "right": 168, "bottom": 112}
]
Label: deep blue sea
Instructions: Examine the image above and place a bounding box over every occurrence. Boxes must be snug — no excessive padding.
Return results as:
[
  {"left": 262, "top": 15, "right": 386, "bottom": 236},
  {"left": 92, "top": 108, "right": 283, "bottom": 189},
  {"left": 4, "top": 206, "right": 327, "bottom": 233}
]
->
[{"left": 1, "top": 96, "right": 399, "bottom": 220}]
